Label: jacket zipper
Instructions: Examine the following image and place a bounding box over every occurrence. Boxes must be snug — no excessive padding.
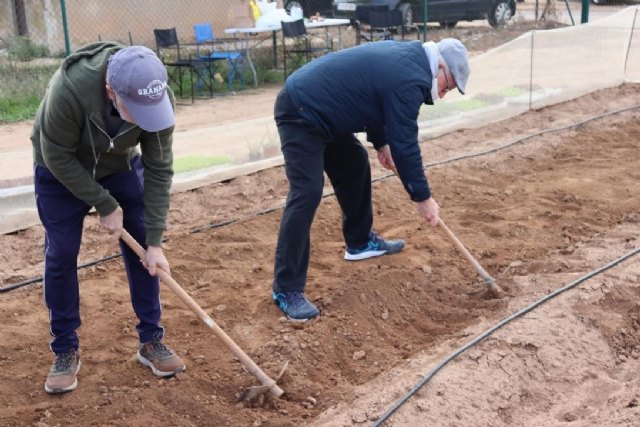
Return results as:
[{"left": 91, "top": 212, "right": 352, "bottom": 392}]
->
[{"left": 89, "top": 117, "right": 136, "bottom": 177}]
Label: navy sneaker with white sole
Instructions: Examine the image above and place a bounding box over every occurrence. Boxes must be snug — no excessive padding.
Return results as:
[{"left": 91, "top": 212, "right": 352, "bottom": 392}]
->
[
  {"left": 273, "top": 291, "right": 320, "bottom": 322},
  {"left": 344, "top": 232, "right": 405, "bottom": 261}
]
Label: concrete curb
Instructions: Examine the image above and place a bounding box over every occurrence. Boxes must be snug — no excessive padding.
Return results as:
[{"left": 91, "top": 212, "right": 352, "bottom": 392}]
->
[{"left": 0, "top": 156, "right": 284, "bottom": 235}]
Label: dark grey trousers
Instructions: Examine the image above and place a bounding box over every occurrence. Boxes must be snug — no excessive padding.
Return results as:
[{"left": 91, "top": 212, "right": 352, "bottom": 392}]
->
[{"left": 272, "top": 88, "right": 373, "bottom": 293}]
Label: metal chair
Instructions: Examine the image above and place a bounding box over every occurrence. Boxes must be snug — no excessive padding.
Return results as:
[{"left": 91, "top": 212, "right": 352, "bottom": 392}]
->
[
  {"left": 281, "top": 19, "right": 330, "bottom": 80},
  {"left": 355, "top": 6, "right": 407, "bottom": 44},
  {"left": 153, "top": 28, "right": 201, "bottom": 103},
  {"left": 354, "top": 5, "right": 387, "bottom": 44}
]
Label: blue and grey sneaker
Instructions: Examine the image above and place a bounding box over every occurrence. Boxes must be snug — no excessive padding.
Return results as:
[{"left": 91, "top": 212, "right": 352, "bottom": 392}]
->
[
  {"left": 344, "top": 232, "right": 405, "bottom": 261},
  {"left": 272, "top": 291, "right": 320, "bottom": 322}
]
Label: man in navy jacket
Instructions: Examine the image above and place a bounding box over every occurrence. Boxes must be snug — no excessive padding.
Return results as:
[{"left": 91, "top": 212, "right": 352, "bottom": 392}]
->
[{"left": 272, "top": 38, "right": 470, "bottom": 321}]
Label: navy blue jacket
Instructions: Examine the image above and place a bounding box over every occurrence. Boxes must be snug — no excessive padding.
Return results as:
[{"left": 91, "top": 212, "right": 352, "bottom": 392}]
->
[{"left": 285, "top": 40, "right": 434, "bottom": 202}]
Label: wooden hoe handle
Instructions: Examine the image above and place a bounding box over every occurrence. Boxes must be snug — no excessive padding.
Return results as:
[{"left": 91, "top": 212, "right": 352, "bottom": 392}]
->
[
  {"left": 438, "top": 218, "right": 495, "bottom": 286},
  {"left": 120, "top": 230, "right": 284, "bottom": 397}
]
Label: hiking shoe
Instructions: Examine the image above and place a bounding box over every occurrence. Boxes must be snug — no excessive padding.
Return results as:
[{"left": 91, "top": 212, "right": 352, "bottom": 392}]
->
[
  {"left": 273, "top": 291, "right": 320, "bottom": 322},
  {"left": 137, "top": 339, "right": 185, "bottom": 377},
  {"left": 44, "top": 350, "right": 81, "bottom": 394},
  {"left": 344, "top": 232, "right": 405, "bottom": 261}
]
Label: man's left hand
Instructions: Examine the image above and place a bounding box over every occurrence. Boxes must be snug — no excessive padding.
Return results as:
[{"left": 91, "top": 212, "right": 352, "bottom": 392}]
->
[
  {"left": 143, "top": 245, "right": 170, "bottom": 276},
  {"left": 377, "top": 145, "right": 396, "bottom": 171}
]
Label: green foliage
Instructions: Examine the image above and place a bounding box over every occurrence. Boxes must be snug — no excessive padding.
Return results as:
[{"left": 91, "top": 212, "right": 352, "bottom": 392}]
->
[
  {"left": 0, "top": 63, "right": 59, "bottom": 124},
  {"left": 251, "top": 47, "right": 284, "bottom": 85},
  {"left": 0, "top": 43, "right": 288, "bottom": 122},
  {"left": 173, "top": 155, "right": 230, "bottom": 173},
  {"left": 0, "top": 94, "right": 42, "bottom": 123},
  {"left": 4, "top": 36, "right": 49, "bottom": 62}
]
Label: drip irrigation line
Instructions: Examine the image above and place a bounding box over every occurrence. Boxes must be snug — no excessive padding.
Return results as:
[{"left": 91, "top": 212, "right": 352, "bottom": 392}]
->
[
  {"left": 3, "top": 104, "right": 640, "bottom": 293},
  {"left": 189, "top": 205, "right": 283, "bottom": 234},
  {"left": 0, "top": 253, "right": 122, "bottom": 293},
  {"left": 374, "top": 102, "right": 640, "bottom": 183},
  {"left": 372, "top": 246, "right": 640, "bottom": 427}
]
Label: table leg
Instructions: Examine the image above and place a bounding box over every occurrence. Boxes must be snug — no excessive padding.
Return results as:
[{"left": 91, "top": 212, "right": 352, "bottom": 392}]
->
[
  {"left": 272, "top": 30, "right": 278, "bottom": 70},
  {"left": 242, "top": 35, "right": 258, "bottom": 88}
]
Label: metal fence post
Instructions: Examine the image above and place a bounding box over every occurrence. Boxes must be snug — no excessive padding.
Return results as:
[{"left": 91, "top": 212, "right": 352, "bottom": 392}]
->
[{"left": 60, "top": 0, "right": 71, "bottom": 56}]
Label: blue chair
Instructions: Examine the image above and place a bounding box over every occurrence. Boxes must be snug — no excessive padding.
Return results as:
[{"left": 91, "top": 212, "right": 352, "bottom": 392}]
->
[{"left": 193, "top": 22, "right": 246, "bottom": 91}]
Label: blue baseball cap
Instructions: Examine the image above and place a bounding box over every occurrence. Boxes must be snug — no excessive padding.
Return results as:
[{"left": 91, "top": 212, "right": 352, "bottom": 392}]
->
[
  {"left": 107, "top": 46, "right": 175, "bottom": 132},
  {"left": 437, "top": 38, "right": 470, "bottom": 95}
]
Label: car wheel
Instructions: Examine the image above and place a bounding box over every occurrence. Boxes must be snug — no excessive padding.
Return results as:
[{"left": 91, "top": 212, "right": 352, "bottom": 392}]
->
[
  {"left": 488, "top": 0, "right": 514, "bottom": 28},
  {"left": 439, "top": 21, "right": 458, "bottom": 29}
]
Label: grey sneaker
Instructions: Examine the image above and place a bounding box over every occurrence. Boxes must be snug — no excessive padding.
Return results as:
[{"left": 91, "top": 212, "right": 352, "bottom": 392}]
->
[
  {"left": 44, "top": 350, "right": 81, "bottom": 394},
  {"left": 273, "top": 291, "right": 320, "bottom": 322},
  {"left": 137, "top": 339, "right": 186, "bottom": 377}
]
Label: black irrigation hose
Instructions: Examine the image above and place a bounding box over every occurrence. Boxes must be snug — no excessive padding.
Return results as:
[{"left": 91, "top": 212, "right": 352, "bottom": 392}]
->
[
  {"left": 3, "top": 103, "right": 640, "bottom": 293},
  {"left": 372, "top": 246, "right": 640, "bottom": 427},
  {"left": 0, "top": 253, "right": 122, "bottom": 293}
]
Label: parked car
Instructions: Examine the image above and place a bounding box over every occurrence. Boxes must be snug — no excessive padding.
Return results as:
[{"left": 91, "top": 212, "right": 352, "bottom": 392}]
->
[
  {"left": 283, "top": 0, "right": 334, "bottom": 17},
  {"left": 333, "top": 0, "right": 516, "bottom": 29}
]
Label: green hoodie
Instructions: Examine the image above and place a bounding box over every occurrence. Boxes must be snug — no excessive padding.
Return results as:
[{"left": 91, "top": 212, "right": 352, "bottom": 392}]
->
[{"left": 31, "top": 41, "right": 175, "bottom": 246}]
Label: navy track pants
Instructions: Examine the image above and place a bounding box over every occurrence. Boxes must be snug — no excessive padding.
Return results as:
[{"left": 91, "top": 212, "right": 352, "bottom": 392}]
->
[{"left": 34, "top": 156, "right": 163, "bottom": 354}]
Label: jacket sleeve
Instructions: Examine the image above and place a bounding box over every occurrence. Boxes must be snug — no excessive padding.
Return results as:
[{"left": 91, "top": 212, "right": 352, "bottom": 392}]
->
[
  {"left": 39, "top": 77, "right": 118, "bottom": 216},
  {"left": 383, "top": 84, "right": 431, "bottom": 202},
  {"left": 139, "top": 127, "right": 174, "bottom": 246},
  {"left": 366, "top": 127, "right": 387, "bottom": 150}
]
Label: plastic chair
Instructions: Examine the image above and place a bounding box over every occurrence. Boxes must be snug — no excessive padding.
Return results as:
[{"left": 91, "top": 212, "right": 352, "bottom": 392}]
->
[
  {"left": 281, "top": 19, "right": 330, "bottom": 80},
  {"left": 193, "top": 22, "right": 246, "bottom": 92}
]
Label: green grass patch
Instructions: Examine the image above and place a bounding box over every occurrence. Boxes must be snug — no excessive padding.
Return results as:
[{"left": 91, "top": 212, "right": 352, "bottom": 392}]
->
[
  {"left": 0, "top": 93, "right": 42, "bottom": 123},
  {"left": 173, "top": 155, "right": 230, "bottom": 173},
  {"left": 0, "top": 63, "right": 59, "bottom": 124},
  {"left": 5, "top": 36, "right": 50, "bottom": 62},
  {"left": 449, "top": 98, "right": 488, "bottom": 111},
  {"left": 494, "top": 86, "right": 528, "bottom": 97},
  {"left": 420, "top": 98, "right": 489, "bottom": 120}
]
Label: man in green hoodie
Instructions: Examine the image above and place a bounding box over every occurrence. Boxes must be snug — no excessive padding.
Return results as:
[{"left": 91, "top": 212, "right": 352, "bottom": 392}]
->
[{"left": 31, "top": 42, "right": 185, "bottom": 394}]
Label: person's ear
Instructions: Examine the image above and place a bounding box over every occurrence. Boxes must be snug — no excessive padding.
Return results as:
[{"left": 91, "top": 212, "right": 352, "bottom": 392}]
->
[{"left": 105, "top": 83, "right": 115, "bottom": 102}]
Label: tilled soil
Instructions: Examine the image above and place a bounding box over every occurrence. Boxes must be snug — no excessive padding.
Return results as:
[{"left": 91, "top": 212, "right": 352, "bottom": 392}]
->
[{"left": 1, "top": 83, "right": 639, "bottom": 426}]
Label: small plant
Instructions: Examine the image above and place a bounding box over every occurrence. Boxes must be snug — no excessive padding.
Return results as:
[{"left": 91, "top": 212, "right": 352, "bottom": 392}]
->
[
  {"left": 246, "top": 138, "right": 263, "bottom": 162},
  {"left": 261, "top": 129, "right": 281, "bottom": 158}
]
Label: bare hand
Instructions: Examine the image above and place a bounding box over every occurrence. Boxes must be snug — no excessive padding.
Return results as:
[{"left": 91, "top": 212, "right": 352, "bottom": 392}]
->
[
  {"left": 100, "top": 207, "right": 123, "bottom": 239},
  {"left": 376, "top": 145, "right": 396, "bottom": 171},
  {"left": 142, "top": 245, "right": 170, "bottom": 276},
  {"left": 416, "top": 197, "right": 440, "bottom": 227}
]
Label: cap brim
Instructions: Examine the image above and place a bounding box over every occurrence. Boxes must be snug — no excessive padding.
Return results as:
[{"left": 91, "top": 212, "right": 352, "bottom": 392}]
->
[
  {"left": 124, "top": 93, "right": 175, "bottom": 132},
  {"left": 451, "top": 72, "right": 465, "bottom": 95}
]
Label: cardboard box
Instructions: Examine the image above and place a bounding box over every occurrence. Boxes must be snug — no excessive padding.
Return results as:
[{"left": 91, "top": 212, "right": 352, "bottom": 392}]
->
[{"left": 231, "top": 0, "right": 255, "bottom": 28}]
